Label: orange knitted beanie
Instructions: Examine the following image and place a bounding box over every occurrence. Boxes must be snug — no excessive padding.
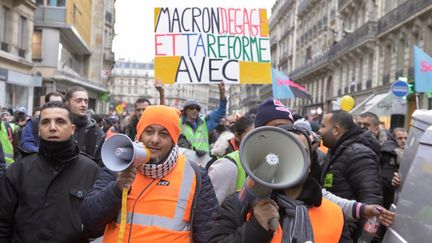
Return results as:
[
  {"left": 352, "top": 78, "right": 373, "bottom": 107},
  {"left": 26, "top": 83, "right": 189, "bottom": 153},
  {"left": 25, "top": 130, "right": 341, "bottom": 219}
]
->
[{"left": 136, "top": 105, "right": 181, "bottom": 143}]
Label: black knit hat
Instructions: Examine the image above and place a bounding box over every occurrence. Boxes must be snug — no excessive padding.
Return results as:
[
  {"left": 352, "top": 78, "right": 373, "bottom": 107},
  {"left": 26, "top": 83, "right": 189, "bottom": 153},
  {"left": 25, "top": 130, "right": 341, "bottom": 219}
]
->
[{"left": 254, "top": 98, "right": 294, "bottom": 127}]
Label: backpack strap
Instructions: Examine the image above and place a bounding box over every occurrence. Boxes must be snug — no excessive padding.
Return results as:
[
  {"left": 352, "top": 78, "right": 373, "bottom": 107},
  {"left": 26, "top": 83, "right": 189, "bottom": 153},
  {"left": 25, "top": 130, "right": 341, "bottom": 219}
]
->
[{"left": 187, "top": 159, "right": 201, "bottom": 243}]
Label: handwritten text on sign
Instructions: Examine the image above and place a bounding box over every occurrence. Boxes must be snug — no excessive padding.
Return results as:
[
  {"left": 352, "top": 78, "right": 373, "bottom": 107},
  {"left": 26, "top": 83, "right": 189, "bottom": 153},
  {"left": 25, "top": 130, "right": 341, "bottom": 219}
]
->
[{"left": 154, "top": 7, "right": 271, "bottom": 84}]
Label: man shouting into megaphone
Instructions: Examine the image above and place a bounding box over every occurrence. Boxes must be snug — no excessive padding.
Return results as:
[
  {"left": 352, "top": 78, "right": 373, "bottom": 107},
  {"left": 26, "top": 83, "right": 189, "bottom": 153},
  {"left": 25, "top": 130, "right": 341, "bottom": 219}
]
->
[{"left": 80, "top": 105, "right": 218, "bottom": 243}]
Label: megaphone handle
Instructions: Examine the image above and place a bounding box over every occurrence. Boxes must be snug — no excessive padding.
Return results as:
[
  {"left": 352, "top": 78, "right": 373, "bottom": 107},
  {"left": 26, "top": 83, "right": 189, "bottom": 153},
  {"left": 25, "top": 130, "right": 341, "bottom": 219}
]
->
[
  {"left": 269, "top": 217, "right": 279, "bottom": 232},
  {"left": 117, "top": 188, "right": 128, "bottom": 243}
]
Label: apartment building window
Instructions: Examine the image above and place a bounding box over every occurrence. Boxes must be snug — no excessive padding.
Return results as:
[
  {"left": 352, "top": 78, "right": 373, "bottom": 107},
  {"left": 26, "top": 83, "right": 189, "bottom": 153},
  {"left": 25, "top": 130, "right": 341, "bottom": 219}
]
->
[
  {"left": 1, "top": 7, "right": 9, "bottom": 49},
  {"left": 18, "top": 16, "right": 26, "bottom": 50},
  {"left": 306, "top": 46, "right": 312, "bottom": 62},
  {"left": 32, "top": 29, "right": 42, "bottom": 60},
  {"left": 104, "top": 30, "right": 110, "bottom": 48}
]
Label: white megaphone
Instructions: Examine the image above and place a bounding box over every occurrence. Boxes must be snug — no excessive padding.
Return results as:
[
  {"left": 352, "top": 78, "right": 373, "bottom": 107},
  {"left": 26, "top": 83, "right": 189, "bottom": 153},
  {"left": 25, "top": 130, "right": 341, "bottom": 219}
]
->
[
  {"left": 238, "top": 126, "right": 310, "bottom": 206},
  {"left": 101, "top": 134, "right": 151, "bottom": 171}
]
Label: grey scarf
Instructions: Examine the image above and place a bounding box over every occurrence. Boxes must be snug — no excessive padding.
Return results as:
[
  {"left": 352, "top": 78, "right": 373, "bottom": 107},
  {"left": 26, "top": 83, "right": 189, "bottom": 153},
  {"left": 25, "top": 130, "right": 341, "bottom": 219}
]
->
[
  {"left": 140, "top": 145, "right": 179, "bottom": 179},
  {"left": 275, "top": 193, "right": 314, "bottom": 243}
]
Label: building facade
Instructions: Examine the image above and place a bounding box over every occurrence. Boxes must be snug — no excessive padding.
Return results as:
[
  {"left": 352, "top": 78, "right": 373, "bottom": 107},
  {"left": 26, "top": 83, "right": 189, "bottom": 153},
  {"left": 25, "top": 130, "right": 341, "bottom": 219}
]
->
[
  {"left": 0, "top": 0, "right": 42, "bottom": 113},
  {"left": 109, "top": 60, "right": 157, "bottom": 112},
  {"left": 32, "top": 0, "right": 114, "bottom": 113},
  {"left": 269, "top": 0, "right": 432, "bottom": 126},
  {"left": 109, "top": 59, "right": 212, "bottom": 113}
]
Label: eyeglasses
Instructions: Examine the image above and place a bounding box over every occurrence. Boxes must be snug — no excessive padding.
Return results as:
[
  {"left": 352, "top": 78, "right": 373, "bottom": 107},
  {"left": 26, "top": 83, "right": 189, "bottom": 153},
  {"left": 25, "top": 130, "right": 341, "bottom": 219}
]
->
[
  {"left": 188, "top": 106, "right": 200, "bottom": 111},
  {"left": 396, "top": 136, "right": 407, "bottom": 140}
]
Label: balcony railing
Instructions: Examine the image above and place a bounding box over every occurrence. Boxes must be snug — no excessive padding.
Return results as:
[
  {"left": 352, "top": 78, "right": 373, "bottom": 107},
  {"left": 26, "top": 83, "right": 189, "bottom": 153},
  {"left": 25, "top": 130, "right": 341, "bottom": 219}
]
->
[
  {"left": 329, "top": 21, "right": 377, "bottom": 58},
  {"left": 290, "top": 51, "right": 331, "bottom": 79},
  {"left": 290, "top": 22, "right": 377, "bottom": 80},
  {"left": 378, "top": 0, "right": 432, "bottom": 34}
]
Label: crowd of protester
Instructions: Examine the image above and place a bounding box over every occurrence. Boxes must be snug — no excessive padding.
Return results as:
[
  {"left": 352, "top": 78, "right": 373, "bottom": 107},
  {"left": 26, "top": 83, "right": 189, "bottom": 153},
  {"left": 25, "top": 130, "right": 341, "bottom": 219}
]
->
[{"left": 0, "top": 83, "right": 404, "bottom": 242}]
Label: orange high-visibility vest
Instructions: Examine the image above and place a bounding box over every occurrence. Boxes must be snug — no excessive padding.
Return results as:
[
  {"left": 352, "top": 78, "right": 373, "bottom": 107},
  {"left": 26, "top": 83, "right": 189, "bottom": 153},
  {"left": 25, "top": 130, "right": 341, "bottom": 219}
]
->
[
  {"left": 105, "top": 128, "right": 117, "bottom": 140},
  {"left": 271, "top": 198, "right": 344, "bottom": 243},
  {"left": 103, "top": 154, "right": 197, "bottom": 243}
]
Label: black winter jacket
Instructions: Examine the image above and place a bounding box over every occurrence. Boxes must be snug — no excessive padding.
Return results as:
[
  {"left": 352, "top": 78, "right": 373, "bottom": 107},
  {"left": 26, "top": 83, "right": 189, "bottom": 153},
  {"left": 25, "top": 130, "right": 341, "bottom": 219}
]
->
[
  {"left": 73, "top": 117, "right": 104, "bottom": 166},
  {"left": 321, "top": 127, "right": 383, "bottom": 205},
  {"left": 80, "top": 162, "right": 219, "bottom": 242},
  {"left": 380, "top": 135, "right": 399, "bottom": 209},
  {"left": 0, "top": 153, "right": 100, "bottom": 242},
  {"left": 125, "top": 115, "right": 139, "bottom": 141},
  {"left": 209, "top": 176, "right": 352, "bottom": 243}
]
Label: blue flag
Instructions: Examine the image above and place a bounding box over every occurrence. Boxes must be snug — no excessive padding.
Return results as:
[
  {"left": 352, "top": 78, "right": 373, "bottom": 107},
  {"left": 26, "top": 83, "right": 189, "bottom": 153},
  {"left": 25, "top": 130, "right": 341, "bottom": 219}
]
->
[
  {"left": 272, "top": 68, "right": 294, "bottom": 99},
  {"left": 414, "top": 46, "right": 432, "bottom": 92}
]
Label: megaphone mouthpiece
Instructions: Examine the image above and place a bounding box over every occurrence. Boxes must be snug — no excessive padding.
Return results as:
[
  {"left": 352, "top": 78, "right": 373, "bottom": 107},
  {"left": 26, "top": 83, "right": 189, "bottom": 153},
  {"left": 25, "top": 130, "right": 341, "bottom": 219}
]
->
[
  {"left": 115, "top": 147, "right": 133, "bottom": 161},
  {"left": 102, "top": 134, "right": 152, "bottom": 172},
  {"left": 265, "top": 153, "right": 279, "bottom": 166},
  {"left": 254, "top": 154, "right": 279, "bottom": 184}
]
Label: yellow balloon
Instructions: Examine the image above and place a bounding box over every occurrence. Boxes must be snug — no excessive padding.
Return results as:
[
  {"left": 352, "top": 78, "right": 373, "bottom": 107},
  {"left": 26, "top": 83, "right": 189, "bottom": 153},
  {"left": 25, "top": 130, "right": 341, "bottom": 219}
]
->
[{"left": 340, "top": 95, "right": 355, "bottom": 111}]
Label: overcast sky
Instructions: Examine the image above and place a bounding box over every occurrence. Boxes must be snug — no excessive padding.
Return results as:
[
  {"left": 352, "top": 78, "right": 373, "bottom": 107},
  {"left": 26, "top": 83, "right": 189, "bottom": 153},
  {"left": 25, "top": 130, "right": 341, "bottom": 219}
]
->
[{"left": 113, "top": 0, "right": 276, "bottom": 63}]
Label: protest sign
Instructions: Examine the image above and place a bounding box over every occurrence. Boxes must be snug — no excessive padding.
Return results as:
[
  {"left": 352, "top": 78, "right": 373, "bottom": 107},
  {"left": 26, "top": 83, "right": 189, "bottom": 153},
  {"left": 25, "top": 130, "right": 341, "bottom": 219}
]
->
[{"left": 154, "top": 7, "right": 271, "bottom": 84}]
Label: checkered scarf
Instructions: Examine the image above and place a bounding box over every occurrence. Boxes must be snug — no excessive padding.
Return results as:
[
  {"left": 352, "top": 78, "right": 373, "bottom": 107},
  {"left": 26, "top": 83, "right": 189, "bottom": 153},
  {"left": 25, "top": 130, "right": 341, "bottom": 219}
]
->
[{"left": 140, "top": 145, "right": 179, "bottom": 179}]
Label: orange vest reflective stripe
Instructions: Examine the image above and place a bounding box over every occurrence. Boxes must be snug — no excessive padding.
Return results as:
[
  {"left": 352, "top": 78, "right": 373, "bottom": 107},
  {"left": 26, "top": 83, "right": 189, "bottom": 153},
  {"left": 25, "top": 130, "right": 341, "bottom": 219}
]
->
[
  {"left": 103, "top": 154, "right": 197, "bottom": 243},
  {"left": 272, "top": 198, "right": 344, "bottom": 243}
]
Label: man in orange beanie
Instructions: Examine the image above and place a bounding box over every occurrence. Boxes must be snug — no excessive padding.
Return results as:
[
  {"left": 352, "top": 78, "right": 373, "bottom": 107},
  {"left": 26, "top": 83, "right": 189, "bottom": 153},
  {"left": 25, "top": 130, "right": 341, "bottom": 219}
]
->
[{"left": 80, "top": 105, "right": 219, "bottom": 243}]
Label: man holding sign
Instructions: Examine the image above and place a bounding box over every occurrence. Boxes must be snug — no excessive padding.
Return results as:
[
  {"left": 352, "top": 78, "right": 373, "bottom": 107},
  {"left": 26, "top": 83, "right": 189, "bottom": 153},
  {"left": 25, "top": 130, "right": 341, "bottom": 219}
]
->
[{"left": 179, "top": 82, "right": 227, "bottom": 157}]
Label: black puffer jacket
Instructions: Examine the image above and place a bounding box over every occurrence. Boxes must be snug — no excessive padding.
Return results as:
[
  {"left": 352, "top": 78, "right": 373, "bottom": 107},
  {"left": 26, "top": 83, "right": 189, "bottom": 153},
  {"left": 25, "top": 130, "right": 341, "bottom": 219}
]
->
[
  {"left": 321, "top": 126, "right": 383, "bottom": 205},
  {"left": 80, "top": 160, "right": 219, "bottom": 242}
]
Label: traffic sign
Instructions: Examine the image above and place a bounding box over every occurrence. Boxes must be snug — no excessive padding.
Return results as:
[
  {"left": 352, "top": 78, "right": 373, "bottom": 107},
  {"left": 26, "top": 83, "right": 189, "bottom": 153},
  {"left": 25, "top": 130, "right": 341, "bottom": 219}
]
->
[{"left": 391, "top": 80, "right": 409, "bottom": 97}]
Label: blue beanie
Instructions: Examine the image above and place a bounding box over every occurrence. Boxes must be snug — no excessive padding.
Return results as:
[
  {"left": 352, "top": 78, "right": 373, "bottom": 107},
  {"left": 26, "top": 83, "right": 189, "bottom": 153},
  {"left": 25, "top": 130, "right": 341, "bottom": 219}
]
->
[{"left": 254, "top": 98, "right": 294, "bottom": 127}]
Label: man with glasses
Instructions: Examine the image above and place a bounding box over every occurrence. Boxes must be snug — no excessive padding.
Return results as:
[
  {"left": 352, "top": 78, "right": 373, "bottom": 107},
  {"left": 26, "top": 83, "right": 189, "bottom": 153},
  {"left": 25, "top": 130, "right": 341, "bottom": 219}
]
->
[{"left": 179, "top": 83, "right": 226, "bottom": 157}]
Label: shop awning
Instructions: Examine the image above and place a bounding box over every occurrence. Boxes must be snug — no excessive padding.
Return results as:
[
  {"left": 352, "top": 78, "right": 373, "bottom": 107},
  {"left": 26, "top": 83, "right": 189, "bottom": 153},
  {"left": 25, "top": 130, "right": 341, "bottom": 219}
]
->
[{"left": 350, "top": 92, "right": 395, "bottom": 117}]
